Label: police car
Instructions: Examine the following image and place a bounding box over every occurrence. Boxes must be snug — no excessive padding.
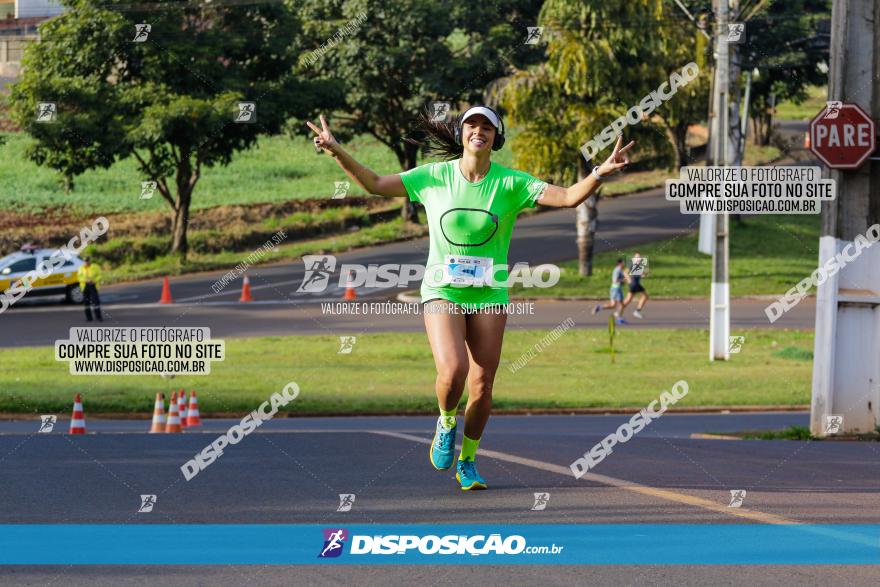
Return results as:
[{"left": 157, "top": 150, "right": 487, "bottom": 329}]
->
[{"left": 0, "top": 245, "right": 85, "bottom": 303}]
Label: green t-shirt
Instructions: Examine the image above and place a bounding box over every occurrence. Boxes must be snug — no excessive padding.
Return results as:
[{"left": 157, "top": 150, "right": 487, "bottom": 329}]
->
[{"left": 399, "top": 159, "right": 547, "bottom": 308}]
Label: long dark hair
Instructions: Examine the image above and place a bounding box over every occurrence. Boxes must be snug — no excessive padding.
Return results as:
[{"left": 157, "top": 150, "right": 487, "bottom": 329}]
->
[{"left": 405, "top": 107, "right": 464, "bottom": 161}]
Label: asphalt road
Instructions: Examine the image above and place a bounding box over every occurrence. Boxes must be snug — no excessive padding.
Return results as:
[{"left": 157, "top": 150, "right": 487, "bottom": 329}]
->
[
  {"left": 0, "top": 296, "right": 815, "bottom": 347},
  {"left": 0, "top": 412, "right": 878, "bottom": 584}
]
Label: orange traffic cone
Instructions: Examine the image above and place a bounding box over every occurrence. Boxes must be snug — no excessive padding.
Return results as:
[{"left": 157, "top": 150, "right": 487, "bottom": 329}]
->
[
  {"left": 159, "top": 276, "right": 173, "bottom": 304},
  {"left": 165, "top": 391, "right": 182, "bottom": 433},
  {"left": 343, "top": 270, "right": 357, "bottom": 301},
  {"left": 178, "top": 389, "right": 188, "bottom": 429},
  {"left": 149, "top": 393, "right": 166, "bottom": 433},
  {"left": 69, "top": 393, "right": 86, "bottom": 434},
  {"left": 186, "top": 391, "right": 201, "bottom": 427},
  {"left": 804, "top": 131, "right": 811, "bottom": 149},
  {"left": 239, "top": 276, "right": 253, "bottom": 302}
]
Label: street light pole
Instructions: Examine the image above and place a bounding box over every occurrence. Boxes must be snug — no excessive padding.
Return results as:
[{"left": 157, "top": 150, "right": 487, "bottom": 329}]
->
[{"left": 709, "top": 0, "right": 731, "bottom": 361}]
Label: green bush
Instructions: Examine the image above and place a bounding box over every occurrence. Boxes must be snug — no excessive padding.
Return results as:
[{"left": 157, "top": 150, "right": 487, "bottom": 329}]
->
[{"left": 91, "top": 235, "right": 167, "bottom": 264}]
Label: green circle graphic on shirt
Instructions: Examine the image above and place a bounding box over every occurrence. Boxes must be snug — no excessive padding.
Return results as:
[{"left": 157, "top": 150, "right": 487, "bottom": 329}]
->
[{"left": 439, "top": 208, "right": 499, "bottom": 247}]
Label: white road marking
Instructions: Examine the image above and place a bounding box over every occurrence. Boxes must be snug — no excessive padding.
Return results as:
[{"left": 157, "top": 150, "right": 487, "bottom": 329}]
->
[{"left": 369, "top": 429, "right": 800, "bottom": 525}]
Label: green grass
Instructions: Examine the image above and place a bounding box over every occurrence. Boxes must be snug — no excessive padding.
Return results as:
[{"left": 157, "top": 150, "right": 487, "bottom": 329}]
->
[
  {"left": 512, "top": 214, "right": 819, "bottom": 299},
  {"left": 775, "top": 85, "right": 827, "bottom": 121},
  {"left": 742, "top": 426, "right": 813, "bottom": 440},
  {"left": 773, "top": 346, "right": 814, "bottom": 361},
  {"left": 0, "top": 131, "right": 518, "bottom": 215},
  {"left": 742, "top": 144, "right": 783, "bottom": 166},
  {"left": 723, "top": 425, "right": 878, "bottom": 440},
  {"left": 0, "top": 328, "right": 813, "bottom": 414},
  {"left": 602, "top": 169, "right": 681, "bottom": 197},
  {"left": 0, "top": 123, "right": 782, "bottom": 216}
]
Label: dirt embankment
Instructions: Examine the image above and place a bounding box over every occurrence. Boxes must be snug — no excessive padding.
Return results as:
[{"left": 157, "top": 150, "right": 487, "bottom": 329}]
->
[{"left": 0, "top": 196, "right": 398, "bottom": 256}]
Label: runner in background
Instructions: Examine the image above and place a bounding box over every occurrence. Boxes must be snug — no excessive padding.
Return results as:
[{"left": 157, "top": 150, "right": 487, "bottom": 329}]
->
[
  {"left": 622, "top": 251, "right": 649, "bottom": 319},
  {"left": 592, "top": 258, "right": 628, "bottom": 324}
]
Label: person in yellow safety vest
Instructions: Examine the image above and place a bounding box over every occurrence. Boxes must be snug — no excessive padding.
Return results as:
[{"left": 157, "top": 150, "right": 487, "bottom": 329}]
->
[{"left": 77, "top": 258, "right": 103, "bottom": 322}]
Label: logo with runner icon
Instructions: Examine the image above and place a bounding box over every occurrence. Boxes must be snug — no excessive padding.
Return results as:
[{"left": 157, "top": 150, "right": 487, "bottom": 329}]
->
[
  {"left": 138, "top": 494, "right": 157, "bottom": 513},
  {"left": 728, "top": 335, "right": 745, "bottom": 354},
  {"left": 38, "top": 415, "right": 57, "bottom": 433},
  {"left": 337, "top": 494, "right": 356, "bottom": 512},
  {"left": 531, "top": 492, "right": 550, "bottom": 511},
  {"left": 338, "top": 336, "right": 356, "bottom": 354},
  {"left": 333, "top": 181, "right": 350, "bottom": 199},
  {"left": 726, "top": 23, "right": 745, "bottom": 43},
  {"left": 825, "top": 415, "right": 843, "bottom": 434},
  {"left": 430, "top": 101, "right": 451, "bottom": 122},
  {"left": 823, "top": 101, "right": 843, "bottom": 120},
  {"left": 629, "top": 256, "right": 648, "bottom": 276},
  {"left": 298, "top": 255, "right": 337, "bottom": 293},
  {"left": 728, "top": 489, "right": 746, "bottom": 508},
  {"left": 319, "top": 528, "right": 348, "bottom": 558}
]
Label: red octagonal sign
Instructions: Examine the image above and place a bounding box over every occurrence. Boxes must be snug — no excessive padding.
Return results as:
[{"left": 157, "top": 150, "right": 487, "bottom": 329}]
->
[{"left": 810, "top": 102, "right": 876, "bottom": 170}]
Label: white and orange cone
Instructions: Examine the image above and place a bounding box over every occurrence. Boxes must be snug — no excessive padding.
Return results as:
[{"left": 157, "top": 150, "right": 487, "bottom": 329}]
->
[
  {"left": 343, "top": 270, "right": 356, "bottom": 301},
  {"left": 69, "top": 393, "right": 86, "bottom": 434},
  {"left": 186, "top": 391, "right": 201, "bottom": 427},
  {"left": 149, "top": 393, "right": 166, "bottom": 433},
  {"left": 239, "top": 276, "right": 253, "bottom": 302},
  {"left": 165, "top": 391, "right": 182, "bottom": 433},
  {"left": 159, "top": 276, "right": 173, "bottom": 304},
  {"left": 177, "top": 389, "right": 188, "bottom": 429}
]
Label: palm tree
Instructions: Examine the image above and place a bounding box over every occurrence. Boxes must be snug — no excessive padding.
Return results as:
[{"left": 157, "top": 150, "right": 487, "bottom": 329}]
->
[{"left": 499, "top": 0, "right": 707, "bottom": 274}]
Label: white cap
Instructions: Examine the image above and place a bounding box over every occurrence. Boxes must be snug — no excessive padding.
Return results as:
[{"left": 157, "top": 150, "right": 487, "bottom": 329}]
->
[{"left": 460, "top": 106, "right": 501, "bottom": 130}]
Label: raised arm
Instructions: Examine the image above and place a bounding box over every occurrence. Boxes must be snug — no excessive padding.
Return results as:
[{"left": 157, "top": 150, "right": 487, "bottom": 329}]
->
[
  {"left": 538, "top": 136, "right": 635, "bottom": 208},
  {"left": 307, "top": 115, "right": 408, "bottom": 198}
]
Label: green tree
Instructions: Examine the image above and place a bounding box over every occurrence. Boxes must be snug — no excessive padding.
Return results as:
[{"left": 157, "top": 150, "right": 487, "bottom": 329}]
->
[
  {"left": 740, "top": 0, "right": 830, "bottom": 145},
  {"left": 295, "top": 0, "right": 542, "bottom": 222},
  {"left": 652, "top": 12, "right": 711, "bottom": 169},
  {"left": 10, "top": 0, "right": 337, "bottom": 257}
]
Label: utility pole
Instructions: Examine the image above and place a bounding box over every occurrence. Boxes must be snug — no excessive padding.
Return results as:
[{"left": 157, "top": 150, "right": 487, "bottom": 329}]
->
[
  {"left": 810, "top": 0, "right": 880, "bottom": 436},
  {"left": 727, "top": 2, "right": 744, "bottom": 169},
  {"left": 740, "top": 69, "right": 753, "bottom": 161},
  {"left": 709, "top": 0, "right": 733, "bottom": 361}
]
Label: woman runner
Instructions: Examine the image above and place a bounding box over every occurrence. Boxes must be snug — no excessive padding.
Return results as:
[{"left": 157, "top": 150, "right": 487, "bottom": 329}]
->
[{"left": 308, "top": 107, "right": 634, "bottom": 490}]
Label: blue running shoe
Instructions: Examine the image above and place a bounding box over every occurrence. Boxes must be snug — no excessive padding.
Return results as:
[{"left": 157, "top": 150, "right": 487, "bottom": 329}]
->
[
  {"left": 430, "top": 417, "right": 456, "bottom": 470},
  {"left": 456, "top": 458, "right": 487, "bottom": 490}
]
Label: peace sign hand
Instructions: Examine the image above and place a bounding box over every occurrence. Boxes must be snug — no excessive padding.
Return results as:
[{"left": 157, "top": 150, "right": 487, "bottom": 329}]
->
[
  {"left": 597, "top": 135, "right": 636, "bottom": 177},
  {"left": 306, "top": 115, "right": 339, "bottom": 156}
]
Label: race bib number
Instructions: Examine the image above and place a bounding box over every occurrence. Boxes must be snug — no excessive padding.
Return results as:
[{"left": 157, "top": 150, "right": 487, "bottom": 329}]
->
[{"left": 443, "top": 255, "right": 493, "bottom": 287}]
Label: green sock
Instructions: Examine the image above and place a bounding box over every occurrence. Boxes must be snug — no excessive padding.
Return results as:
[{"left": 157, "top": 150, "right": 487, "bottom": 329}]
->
[
  {"left": 459, "top": 434, "right": 480, "bottom": 461},
  {"left": 439, "top": 406, "right": 457, "bottom": 430}
]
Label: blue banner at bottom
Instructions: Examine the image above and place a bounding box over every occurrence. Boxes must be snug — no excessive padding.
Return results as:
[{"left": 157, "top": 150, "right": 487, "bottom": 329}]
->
[{"left": 0, "top": 524, "right": 878, "bottom": 564}]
